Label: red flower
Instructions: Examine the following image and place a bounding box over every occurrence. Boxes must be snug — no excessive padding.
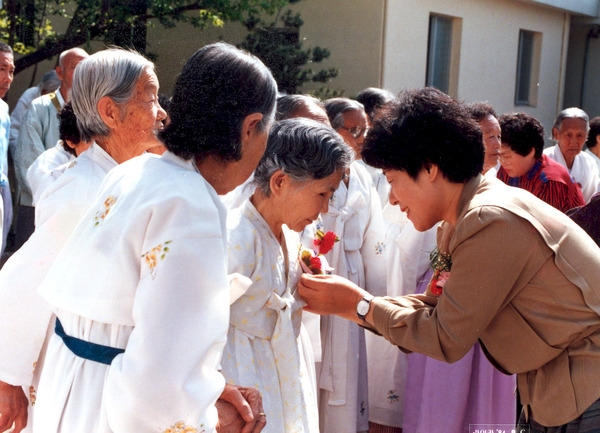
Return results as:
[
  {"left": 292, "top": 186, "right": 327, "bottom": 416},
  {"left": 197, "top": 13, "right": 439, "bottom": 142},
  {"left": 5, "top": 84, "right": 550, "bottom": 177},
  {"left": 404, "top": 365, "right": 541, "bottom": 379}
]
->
[
  {"left": 300, "top": 230, "right": 340, "bottom": 275},
  {"left": 309, "top": 256, "right": 322, "bottom": 273},
  {"left": 428, "top": 248, "right": 452, "bottom": 296},
  {"left": 313, "top": 230, "right": 339, "bottom": 255}
]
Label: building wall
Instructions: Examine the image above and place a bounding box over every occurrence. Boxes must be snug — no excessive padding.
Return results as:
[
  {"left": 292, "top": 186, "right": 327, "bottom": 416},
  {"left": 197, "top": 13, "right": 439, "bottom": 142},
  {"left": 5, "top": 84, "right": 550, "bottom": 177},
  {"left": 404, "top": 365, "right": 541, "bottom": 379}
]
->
[
  {"left": 564, "top": 18, "right": 600, "bottom": 118},
  {"left": 382, "top": 0, "right": 570, "bottom": 139},
  {"left": 290, "top": 0, "right": 386, "bottom": 97},
  {"left": 5, "top": 0, "right": 581, "bottom": 140}
]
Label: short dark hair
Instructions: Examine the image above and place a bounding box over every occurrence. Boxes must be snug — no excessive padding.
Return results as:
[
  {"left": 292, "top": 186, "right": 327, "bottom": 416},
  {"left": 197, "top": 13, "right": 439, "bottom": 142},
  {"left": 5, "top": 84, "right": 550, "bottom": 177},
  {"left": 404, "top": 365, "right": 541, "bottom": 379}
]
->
[
  {"left": 276, "top": 94, "right": 324, "bottom": 121},
  {"left": 58, "top": 102, "right": 80, "bottom": 157},
  {"left": 355, "top": 87, "right": 394, "bottom": 122},
  {"left": 586, "top": 116, "right": 600, "bottom": 150},
  {"left": 465, "top": 101, "right": 497, "bottom": 123},
  {"left": 160, "top": 42, "right": 277, "bottom": 161},
  {"left": 498, "top": 112, "right": 544, "bottom": 159},
  {"left": 252, "top": 118, "right": 353, "bottom": 196},
  {"left": 362, "top": 87, "right": 484, "bottom": 183}
]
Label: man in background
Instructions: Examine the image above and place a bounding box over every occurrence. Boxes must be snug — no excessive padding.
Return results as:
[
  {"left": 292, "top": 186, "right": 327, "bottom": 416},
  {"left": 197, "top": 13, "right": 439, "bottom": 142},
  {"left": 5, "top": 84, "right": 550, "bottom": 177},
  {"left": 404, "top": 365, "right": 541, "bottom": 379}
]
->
[
  {"left": 9, "top": 71, "right": 60, "bottom": 159},
  {"left": 0, "top": 42, "right": 15, "bottom": 255},
  {"left": 12, "top": 48, "right": 88, "bottom": 249}
]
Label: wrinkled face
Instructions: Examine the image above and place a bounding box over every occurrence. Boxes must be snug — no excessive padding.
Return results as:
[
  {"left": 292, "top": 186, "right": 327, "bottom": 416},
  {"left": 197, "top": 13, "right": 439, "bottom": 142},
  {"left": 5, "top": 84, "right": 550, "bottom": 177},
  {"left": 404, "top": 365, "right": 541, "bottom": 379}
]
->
[
  {"left": 280, "top": 171, "right": 343, "bottom": 232},
  {"left": 554, "top": 118, "right": 588, "bottom": 164},
  {"left": 499, "top": 145, "right": 536, "bottom": 178},
  {"left": 478, "top": 114, "right": 501, "bottom": 171},
  {"left": 0, "top": 52, "right": 14, "bottom": 98},
  {"left": 115, "top": 69, "right": 167, "bottom": 151},
  {"left": 336, "top": 109, "right": 368, "bottom": 157},
  {"left": 384, "top": 168, "right": 443, "bottom": 232}
]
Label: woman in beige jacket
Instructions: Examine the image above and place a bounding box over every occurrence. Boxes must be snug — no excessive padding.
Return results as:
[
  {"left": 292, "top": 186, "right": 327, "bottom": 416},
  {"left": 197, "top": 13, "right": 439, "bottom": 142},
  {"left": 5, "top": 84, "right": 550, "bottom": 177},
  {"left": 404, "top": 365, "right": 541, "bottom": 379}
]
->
[{"left": 299, "top": 87, "right": 600, "bottom": 433}]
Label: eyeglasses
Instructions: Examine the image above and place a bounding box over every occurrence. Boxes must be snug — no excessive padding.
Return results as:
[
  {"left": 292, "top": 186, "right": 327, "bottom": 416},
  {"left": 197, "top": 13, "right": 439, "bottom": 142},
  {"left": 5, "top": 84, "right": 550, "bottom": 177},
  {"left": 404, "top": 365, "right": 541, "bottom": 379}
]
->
[{"left": 338, "top": 125, "right": 368, "bottom": 139}]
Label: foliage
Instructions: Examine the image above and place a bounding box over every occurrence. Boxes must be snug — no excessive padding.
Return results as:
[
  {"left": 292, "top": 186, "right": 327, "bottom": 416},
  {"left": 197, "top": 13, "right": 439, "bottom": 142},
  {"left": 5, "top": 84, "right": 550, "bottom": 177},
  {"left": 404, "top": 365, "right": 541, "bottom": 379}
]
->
[
  {"left": 309, "top": 86, "right": 344, "bottom": 100},
  {"left": 239, "top": 1, "right": 339, "bottom": 95},
  {"left": 1, "top": 0, "right": 288, "bottom": 73}
]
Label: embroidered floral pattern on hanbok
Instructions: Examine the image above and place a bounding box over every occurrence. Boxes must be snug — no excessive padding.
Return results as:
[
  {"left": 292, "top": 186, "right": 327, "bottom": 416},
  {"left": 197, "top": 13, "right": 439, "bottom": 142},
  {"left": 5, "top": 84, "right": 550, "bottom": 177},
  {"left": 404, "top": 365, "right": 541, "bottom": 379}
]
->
[
  {"left": 93, "top": 195, "right": 117, "bottom": 226},
  {"left": 374, "top": 241, "right": 386, "bottom": 255},
  {"left": 162, "top": 421, "right": 203, "bottom": 433},
  {"left": 141, "top": 240, "right": 172, "bottom": 279},
  {"left": 387, "top": 389, "right": 400, "bottom": 403},
  {"left": 29, "top": 385, "right": 36, "bottom": 406}
]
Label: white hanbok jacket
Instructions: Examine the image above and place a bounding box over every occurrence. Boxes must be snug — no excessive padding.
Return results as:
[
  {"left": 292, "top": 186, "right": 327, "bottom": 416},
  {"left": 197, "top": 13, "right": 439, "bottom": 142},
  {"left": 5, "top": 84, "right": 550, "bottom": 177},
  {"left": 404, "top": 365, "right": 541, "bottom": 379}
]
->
[
  {"left": 26, "top": 141, "right": 74, "bottom": 207},
  {"left": 0, "top": 144, "right": 116, "bottom": 389},
  {"left": 585, "top": 148, "right": 600, "bottom": 173},
  {"left": 37, "top": 152, "right": 229, "bottom": 433},
  {"left": 544, "top": 145, "right": 600, "bottom": 202},
  {"left": 223, "top": 199, "right": 319, "bottom": 432},
  {"left": 356, "top": 159, "right": 390, "bottom": 209}
]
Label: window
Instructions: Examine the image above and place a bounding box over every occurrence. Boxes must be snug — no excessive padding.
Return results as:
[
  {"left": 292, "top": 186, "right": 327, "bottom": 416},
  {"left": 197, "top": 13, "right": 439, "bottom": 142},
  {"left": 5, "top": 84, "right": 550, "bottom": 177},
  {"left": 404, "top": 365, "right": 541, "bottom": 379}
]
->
[
  {"left": 426, "top": 14, "right": 462, "bottom": 96},
  {"left": 515, "top": 30, "right": 542, "bottom": 106}
]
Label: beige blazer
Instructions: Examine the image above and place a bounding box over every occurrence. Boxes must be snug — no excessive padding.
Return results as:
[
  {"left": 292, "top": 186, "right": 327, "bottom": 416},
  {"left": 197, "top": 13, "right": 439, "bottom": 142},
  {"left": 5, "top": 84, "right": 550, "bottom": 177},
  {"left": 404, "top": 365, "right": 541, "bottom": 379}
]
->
[{"left": 371, "top": 175, "right": 600, "bottom": 427}]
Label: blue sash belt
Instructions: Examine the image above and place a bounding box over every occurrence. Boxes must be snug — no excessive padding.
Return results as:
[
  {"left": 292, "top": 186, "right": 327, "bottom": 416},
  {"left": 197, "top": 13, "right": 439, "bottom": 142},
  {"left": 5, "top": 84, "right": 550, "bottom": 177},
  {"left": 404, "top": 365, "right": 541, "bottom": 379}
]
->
[{"left": 54, "top": 318, "right": 124, "bottom": 365}]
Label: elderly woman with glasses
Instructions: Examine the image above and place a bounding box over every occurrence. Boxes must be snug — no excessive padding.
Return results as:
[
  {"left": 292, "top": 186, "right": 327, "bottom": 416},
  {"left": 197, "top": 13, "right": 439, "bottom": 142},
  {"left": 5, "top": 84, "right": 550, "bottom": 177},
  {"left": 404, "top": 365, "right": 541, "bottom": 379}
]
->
[
  {"left": 326, "top": 97, "right": 389, "bottom": 209},
  {"left": 13, "top": 43, "right": 277, "bottom": 433}
]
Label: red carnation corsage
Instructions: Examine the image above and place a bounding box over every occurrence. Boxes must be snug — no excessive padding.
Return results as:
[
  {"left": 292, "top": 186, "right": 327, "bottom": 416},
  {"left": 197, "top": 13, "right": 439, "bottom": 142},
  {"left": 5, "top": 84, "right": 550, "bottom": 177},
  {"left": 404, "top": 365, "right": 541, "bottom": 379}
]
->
[
  {"left": 300, "top": 230, "right": 340, "bottom": 275},
  {"left": 428, "top": 248, "right": 452, "bottom": 296}
]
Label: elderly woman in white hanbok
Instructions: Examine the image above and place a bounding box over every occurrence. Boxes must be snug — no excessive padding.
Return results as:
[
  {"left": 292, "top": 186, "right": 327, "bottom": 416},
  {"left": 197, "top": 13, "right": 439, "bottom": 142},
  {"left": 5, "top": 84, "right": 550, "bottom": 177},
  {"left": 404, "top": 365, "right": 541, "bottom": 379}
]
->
[
  {"left": 0, "top": 49, "right": 167, "bottom": 433},
  {"left": 306, "top": 98, "right": 386, "bottom": 433},
  {"left": 29, "top": 43, "right": 277, "bottom": 433},
  {"left": 223, "top": 118, "right": 353, "bottom": 433}
]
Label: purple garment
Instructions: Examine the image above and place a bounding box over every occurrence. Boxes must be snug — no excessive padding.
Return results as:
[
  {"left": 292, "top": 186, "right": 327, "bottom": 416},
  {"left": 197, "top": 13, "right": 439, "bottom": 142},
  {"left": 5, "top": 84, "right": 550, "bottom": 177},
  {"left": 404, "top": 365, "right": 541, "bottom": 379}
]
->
[{"left": 402, "top": 270, "right": 517, "bottom": 433}]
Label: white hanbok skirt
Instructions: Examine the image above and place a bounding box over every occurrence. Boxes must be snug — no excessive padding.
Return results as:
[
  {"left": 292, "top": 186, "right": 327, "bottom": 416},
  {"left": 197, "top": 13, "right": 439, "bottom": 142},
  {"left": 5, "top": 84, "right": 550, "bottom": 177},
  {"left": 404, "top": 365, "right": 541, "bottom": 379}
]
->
[{"left": 33, "top": 310, "right": 132, "bottom": 433}]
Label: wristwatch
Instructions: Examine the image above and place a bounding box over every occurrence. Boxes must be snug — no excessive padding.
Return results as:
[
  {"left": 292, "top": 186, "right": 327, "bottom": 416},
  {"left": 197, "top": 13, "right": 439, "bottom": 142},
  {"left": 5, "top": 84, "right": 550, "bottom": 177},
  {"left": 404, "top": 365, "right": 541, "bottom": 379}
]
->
[{"left": 356, "top": 294, "right": 374, "bottom": 321}]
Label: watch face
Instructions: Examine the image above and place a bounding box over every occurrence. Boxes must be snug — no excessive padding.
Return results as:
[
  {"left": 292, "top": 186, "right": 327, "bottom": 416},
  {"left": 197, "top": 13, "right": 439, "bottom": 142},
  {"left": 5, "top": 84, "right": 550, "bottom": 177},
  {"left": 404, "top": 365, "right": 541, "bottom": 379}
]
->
[{"left": 357, "top": 299, "right": 370, "bottom": 316}]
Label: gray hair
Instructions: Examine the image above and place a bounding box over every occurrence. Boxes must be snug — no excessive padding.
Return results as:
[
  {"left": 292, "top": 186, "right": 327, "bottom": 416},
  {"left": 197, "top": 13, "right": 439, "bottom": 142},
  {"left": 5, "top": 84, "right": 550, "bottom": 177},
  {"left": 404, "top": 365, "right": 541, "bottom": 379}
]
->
[
  {"left": 252, "top": 118, "right": 354, "bottom": 196},
  {"left": 71, "top": 48, "right": 155, "bottom": 142},
  {"left": 553, "top": 107, "right": 590, "bottom": 132},
  {"left": 38, "top": 70, "right": 60, "bottom": 94},
  {"left": 276, "top": 94, "right": 324, "bottom": 121},
  {"left": 324, "top": 97, "right": 365, "bottom": 129},
  {"left": 0, "top": 42, "right": 12, "bottom": 55}
]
